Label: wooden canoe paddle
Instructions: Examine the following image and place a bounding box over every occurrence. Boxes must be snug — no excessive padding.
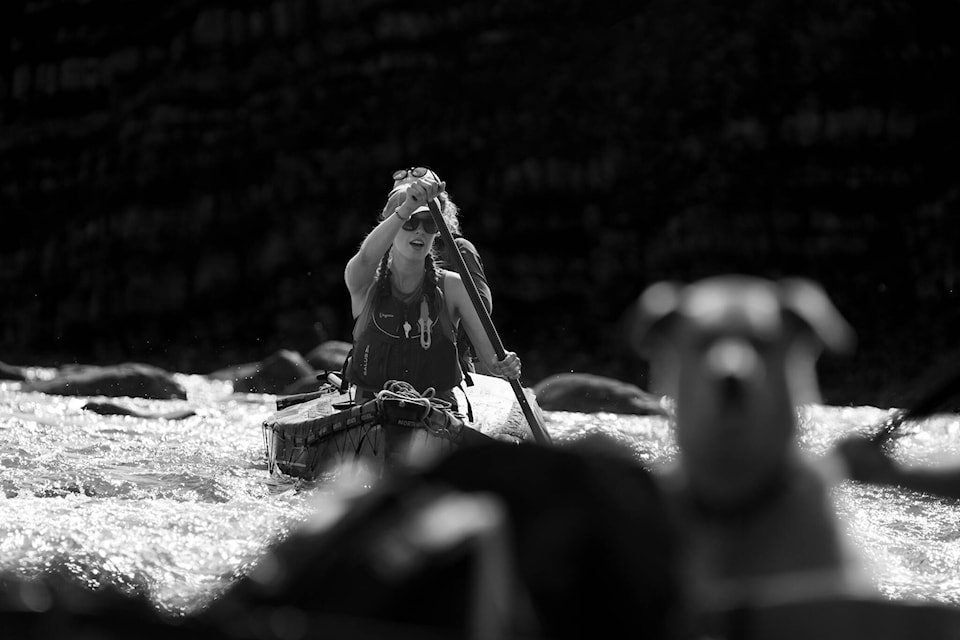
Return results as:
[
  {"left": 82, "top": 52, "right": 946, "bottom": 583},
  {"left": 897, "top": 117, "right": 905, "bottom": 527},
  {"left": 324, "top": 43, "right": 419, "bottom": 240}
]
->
[{"left": 426, "top": 197, "right": 552, "bottom": 445}]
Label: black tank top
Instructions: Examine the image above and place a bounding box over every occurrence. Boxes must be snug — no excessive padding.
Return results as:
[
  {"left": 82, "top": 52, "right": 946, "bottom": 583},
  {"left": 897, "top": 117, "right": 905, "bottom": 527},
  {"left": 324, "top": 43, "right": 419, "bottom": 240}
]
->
[{"left": 347, "top": 272, "right": 462, "bottom": 394}]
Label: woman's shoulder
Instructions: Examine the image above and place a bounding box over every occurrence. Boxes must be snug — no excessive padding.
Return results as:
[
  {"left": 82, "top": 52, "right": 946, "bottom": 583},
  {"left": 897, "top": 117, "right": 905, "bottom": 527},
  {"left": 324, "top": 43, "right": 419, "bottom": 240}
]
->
[
  {"left": 438, "top": 269, "right": 465, "bottom": 297},
  {"left": 453, "top": 235, "right": 478, "bottom": 252},
  {"left": 437, "top": 235, "right": 479, "bottom": 258},
  {"left": 350, "top": 281, "right": 377, "bottom": 311},
  {"left": 352, "top": 278, "right": 376, "bottom": 297},
  {"left": 438, "top": 268, "right": 462, "bottom": 288}
]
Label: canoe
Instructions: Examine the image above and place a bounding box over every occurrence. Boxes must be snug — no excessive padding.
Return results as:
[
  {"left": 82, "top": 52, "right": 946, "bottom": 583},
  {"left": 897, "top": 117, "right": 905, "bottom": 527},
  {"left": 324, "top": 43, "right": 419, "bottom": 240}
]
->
[{"left": 262, "top": 374, "right": 542, "bottom": 480}]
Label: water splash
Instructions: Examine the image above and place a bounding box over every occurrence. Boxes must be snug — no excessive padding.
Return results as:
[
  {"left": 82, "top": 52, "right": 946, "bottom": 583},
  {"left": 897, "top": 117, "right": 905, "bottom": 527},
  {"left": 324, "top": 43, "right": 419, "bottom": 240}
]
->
[{"left": 2, "top": 377, "right": 960, "bottom": 613}]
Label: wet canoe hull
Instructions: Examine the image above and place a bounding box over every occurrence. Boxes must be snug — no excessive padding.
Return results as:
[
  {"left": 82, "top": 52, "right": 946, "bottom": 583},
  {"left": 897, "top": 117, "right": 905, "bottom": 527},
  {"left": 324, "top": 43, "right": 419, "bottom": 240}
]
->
[{"left": 263, "top": 374, "right": 542, "bottom": 480}]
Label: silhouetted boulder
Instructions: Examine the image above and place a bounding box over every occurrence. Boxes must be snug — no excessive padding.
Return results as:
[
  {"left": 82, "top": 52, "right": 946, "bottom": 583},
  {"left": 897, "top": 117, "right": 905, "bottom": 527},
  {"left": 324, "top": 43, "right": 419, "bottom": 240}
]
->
[
  {"left": 305, "top": 340, "right": 352, "bottom": 372},
  {"left": 22, "top": 363, "right": 186, "bottom": 400},
  {"left": 281, "top": 375, "right": 326, "bottom": 395},
  {"left": 207, "top": 361, "right": 259, "bottom": 382},
  {"left": 82, "top": 401, "right": 196, "bottom": 420},
  {"left": 533, "top": 373, "right": 667, "bottom": 415},
  {"left": 210, "top": 349, "right": 315, "bottom": 394},
  {"left": 0, "top": 360, "right": 26, "bottom": 381}
]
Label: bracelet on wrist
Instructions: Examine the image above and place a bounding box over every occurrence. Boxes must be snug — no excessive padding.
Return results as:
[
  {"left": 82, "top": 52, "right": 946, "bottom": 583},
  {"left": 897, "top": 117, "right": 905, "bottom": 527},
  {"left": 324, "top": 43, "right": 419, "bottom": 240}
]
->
[{"left": 394, "top": 206, "right": 411, "bottom": 222}]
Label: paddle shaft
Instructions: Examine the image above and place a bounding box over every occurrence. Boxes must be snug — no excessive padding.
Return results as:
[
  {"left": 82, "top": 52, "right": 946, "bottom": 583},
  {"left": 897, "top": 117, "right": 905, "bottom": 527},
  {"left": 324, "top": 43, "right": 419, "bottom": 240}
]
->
[{"left": 426, "top": 198, "right": 551, "bottom": 444}]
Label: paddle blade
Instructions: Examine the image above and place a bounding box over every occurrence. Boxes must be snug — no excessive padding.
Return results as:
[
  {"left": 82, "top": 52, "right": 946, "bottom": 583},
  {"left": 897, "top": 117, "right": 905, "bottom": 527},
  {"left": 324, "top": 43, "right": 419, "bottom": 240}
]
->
[
  {"left": 515, "top": 380, "right": 552, "bottom": 445},
  {"left": 871, "top": 361, "right": 960, "bottom": 445},
  {"left": 901, "top": 362, "right": 960, "bottom": 420}
]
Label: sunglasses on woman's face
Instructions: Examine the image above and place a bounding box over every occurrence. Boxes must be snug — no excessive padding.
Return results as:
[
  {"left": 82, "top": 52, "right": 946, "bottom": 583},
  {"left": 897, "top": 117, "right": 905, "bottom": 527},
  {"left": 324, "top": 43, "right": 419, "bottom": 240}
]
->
[
  {"left": 401, "top": 213, "right": 439, "bottom": 234},
  {"left": 392, "top": 166, "right": 430, "bottom": 182}
]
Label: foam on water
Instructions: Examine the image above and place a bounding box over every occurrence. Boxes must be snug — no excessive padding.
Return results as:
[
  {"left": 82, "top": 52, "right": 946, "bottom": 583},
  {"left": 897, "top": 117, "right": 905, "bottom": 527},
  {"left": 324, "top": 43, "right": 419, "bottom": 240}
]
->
[
  {"left": 0, "top": 374, "right": 319, "bottom": 613},
  {"left": 2, "top": 374, "right": 960, "bottom": 613}
]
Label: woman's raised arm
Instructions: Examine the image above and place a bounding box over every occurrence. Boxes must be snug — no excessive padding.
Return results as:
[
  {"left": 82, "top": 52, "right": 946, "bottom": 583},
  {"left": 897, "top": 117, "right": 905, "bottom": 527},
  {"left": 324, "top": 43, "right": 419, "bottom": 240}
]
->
[{"left": 344, "top": 178, "right": 443, "bottom": 315}]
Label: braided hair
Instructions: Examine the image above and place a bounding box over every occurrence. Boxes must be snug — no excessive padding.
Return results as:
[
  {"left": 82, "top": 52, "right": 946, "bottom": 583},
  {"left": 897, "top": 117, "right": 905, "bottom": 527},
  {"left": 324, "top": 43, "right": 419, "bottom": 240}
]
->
[
  {"left": 423, "top": 251, "right": 443, "bottom": 312},
  {"left": 374, "top": 250, "right": 393, "bottom": 300},
  {"left": 374, "top": 246, "right": 444, "bottom": 308}
]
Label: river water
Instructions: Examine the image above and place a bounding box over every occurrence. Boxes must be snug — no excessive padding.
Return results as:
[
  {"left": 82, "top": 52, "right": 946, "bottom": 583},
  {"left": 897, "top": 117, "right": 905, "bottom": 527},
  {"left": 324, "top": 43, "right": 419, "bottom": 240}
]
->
[{"left": 2, "top": 370, "right": 960, "bottom": 616}]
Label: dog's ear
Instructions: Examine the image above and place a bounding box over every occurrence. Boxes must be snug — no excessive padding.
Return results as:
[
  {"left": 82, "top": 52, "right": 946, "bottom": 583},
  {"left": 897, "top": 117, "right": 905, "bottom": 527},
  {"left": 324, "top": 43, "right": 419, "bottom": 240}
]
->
[
  {"left": 626, "top": 281, "right": 684, "bottom": 357},
  {"left": 778, "top": 278, "right": 856, "bottom": 355}
]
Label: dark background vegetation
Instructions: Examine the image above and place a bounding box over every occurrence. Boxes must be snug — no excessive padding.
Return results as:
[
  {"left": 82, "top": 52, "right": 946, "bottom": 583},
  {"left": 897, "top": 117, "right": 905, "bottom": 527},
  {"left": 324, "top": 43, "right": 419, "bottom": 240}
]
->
[{"left": 2, "top": 0, "right": 958, "bottom": 406}]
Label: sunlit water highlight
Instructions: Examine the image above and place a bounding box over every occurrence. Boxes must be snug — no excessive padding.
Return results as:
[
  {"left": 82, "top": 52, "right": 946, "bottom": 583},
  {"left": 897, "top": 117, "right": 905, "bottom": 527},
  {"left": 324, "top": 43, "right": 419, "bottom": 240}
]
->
[{"left": 2, "top": 372, "right": 960, "bottom": 615}]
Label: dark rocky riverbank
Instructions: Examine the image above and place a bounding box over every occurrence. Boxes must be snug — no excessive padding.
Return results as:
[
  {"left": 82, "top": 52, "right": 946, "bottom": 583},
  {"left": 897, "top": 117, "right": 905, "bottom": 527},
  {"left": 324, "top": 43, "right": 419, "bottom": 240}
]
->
[{"left": 3, "top": 0, "right": 958, "bottom": 408}]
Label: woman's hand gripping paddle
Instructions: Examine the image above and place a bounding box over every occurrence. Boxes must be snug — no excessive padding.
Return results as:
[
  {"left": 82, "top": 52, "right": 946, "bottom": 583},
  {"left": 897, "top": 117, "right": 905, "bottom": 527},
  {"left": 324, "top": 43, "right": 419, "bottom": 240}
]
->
[{"left": 426, "top": 198, "right": 552, "bottom": 444}]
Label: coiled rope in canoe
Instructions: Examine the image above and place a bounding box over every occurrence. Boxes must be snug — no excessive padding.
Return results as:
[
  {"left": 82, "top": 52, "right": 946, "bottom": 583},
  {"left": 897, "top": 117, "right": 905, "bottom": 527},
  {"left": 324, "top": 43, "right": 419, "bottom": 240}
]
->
[{"left": 377, "top": 380, "right": 461, "bottom": 439}]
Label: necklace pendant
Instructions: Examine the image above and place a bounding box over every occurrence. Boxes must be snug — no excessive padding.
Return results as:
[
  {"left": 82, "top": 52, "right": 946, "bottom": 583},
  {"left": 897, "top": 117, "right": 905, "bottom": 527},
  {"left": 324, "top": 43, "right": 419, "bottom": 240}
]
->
[
  {"left": 403, "top": 320, "right": 412, "bottom": 338},
  {"left": 419, "top": 297, "right": 432, "bottom": 349}
]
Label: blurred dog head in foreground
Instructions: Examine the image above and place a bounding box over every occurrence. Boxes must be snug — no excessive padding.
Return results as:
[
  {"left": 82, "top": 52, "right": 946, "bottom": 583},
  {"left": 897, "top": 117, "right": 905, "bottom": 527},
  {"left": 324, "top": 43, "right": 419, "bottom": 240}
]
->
[{"left": 630, "top": 275, "right": 854, "bottom": 512}]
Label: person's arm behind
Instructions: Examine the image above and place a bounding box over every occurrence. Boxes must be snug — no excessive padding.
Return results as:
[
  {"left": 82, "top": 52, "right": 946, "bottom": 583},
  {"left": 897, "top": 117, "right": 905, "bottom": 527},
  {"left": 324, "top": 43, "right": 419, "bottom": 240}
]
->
[
  {"left": 445, "top": 272, "right": 520, "bottom": 380},
  {"left": 444, "top": 236, "right": 494, "bottom": 374},
  {"left": 452, "top": 236, "right": 492, "bottom": 315}
]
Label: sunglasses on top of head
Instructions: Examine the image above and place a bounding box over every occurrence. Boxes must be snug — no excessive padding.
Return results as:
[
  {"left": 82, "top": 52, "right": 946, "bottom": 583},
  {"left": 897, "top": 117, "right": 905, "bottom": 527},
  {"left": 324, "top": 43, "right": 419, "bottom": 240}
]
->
[
  {"left": 392, "top": 166, "right": 432, "bottom": 182},
  {"left": 401, "top": 213, "right": 439, "bottom": 234}
]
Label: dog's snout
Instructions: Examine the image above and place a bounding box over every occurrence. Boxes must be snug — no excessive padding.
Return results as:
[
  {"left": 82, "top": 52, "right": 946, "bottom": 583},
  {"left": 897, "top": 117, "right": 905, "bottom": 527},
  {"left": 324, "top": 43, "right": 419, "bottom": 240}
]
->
[{"left": 705, "top": 337, "right": 761, "bottom": 382}]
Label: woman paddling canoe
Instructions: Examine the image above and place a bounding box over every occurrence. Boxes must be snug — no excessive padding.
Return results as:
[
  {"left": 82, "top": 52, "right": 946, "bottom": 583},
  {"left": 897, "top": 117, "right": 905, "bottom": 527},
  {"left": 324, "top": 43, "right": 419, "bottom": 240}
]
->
[
  {"left": 343, "top": 166, "right": 521, "bottom": 415},
  {"left": 390, "top": 167, "right": 495, "bottom": 378},
  {"left": 263, "top": 167, "right": 537, "bottom": 480}
]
